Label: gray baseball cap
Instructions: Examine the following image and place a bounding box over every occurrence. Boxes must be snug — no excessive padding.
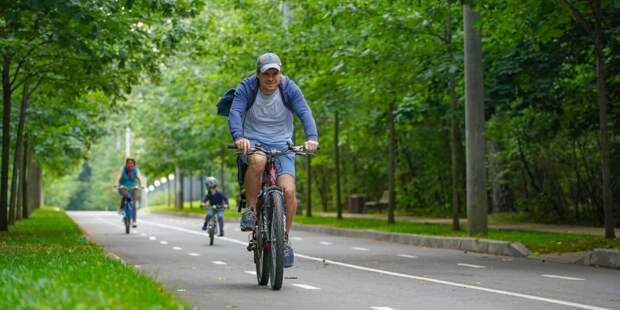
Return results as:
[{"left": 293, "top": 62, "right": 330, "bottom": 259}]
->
[{"left": 256, "top": 52, "right": 281, "bottom": 73}]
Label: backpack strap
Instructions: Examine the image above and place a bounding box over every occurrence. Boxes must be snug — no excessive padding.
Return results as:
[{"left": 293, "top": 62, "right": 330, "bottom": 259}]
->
[{"left": 246, "top": 75, "right": 292, "bottom": 112}]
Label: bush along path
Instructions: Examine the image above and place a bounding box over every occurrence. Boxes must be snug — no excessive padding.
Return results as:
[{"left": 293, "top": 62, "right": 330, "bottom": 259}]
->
[{"left": 0, "top": 208, "right": 188, "bottom": 309}]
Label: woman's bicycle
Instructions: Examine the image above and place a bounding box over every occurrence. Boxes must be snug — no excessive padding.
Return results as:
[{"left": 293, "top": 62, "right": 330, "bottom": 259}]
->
[
  {"left": 118, "top": 185, "right": 139, "bottom": 234},
  {"left": 229, "top": 143, "right": 312, "bottom": 290}
]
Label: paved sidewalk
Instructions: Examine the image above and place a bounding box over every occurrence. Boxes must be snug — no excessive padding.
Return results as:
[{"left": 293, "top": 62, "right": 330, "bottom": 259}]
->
[{"left": 314, "top": 212, "right": 620, "bottom": 236}]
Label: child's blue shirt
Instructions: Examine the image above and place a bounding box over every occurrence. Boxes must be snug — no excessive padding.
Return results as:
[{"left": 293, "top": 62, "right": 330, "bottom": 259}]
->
[{"left": 202, "top": 190, "right": 228, "bottom": 207}]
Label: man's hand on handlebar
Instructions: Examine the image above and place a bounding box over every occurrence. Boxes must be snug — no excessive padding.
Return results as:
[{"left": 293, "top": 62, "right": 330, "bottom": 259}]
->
[
  {"left": 235, "top": 138, "right": 251, "bottom": 154},
  {"left": 304, "top": 140, "right": 319, "bottom": 153}
]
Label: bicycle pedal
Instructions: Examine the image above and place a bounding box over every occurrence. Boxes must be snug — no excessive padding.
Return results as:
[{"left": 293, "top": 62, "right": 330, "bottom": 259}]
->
[{"left": 246, "top": 240, "right": 256, "bottom": 252}]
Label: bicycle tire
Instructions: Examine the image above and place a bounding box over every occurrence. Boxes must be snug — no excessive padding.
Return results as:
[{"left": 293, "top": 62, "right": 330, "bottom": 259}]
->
[
  {"left": 124, "top": 203, "right": 131, "bottom": 234},
  {"left": 255, "top": 210, "right": 270, "bottom": 286},
  {"left": 268, "top": 191, "right": 285, "bottom": 290},
  {"left": 208, "top": 220, "right": 215, "bottom": 246}
]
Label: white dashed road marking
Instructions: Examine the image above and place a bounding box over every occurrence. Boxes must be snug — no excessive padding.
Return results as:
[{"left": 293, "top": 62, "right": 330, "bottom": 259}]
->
[
  {"left": 139, "top": 219, "right": 610, "bottom": 310},
  {"left": 140, "top": 233, "right": 147, "bottom": 237},
  {"left": 320, "top": 241, "right": 333, "bottom": 245},
  {"left": 212, "top": 261, "right": 227, "bottom": 265},
  {"left": 371, "top": 307, "right": 396, "bottom": 310},
  {"left": 160, "top": 241, "right": 168, "bottom": 245},
  {"left": 352, "top": 247, "right": 369, "bottom": 251},
  {"left": 292, "top": 284, "right": 320, "bottom": 290},
  {"left": 397, "top": 254, "right": 417, "bottom": 259},
  {"left": 457, "top": 263, "right": 486, "bottom": 269},
  {"left": 188, "top": 252, "right": 200, "bottom": 257},
  {"left": 244, "top": 270, "right": 257, "bottom": 275},
  {"left": 172, "top": 246, "right": 182, "bottom": 251},
  {"left": 149, "top": 236, "right": 157, "bottom": 241},
  {"left": 541, "top": 274, "right": 585, "bottom": 281},
  {"left": 292, "top": 237, "right": 303, "bottom": 241}
]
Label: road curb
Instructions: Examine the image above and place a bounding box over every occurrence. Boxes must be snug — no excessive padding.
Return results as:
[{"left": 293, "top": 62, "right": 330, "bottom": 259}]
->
[
  {"left": 292, "top": 223, "right": 532, "bottom": 257},
  {"left": 578, "top": 248, "right": 620, "bottom": 269}
]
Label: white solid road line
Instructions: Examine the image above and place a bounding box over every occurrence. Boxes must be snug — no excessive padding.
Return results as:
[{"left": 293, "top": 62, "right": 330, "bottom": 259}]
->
[
  {"left": 172, "top": 246, "right": 182, "bottom": 250},
  {"left": 541, "top": 274, "right": 585, "bottom": 281},
  {"left": 320, "top": 241, "right": 333, "bottom": 245},
  {"left": 371, "top": 307, "right": 396, "bottom": 310},
  {"left": 292, "top": 284, "right": 321, "bottom": 290},
  {"left": 160, "top": 241, "right": 168, "bottom": 245},
  {"left": 212, "top": 261, "right": 227, "bottom": 265},
  {"left": 397, "top": 254, "right": 417, "bottom": 259},
  {"left": 292, "top": 237, "right": 303, "bottom": 241},
  {"left": 352, "top": 247, "right": 369, "bottom": 251},
  {"left": 188, "top": 252, "right": 200, "bottom": 257},
  {"left": 138, "top": 219, "right": 611, "bottom": 310},
  {"left": 457, "top": 263, "right": 486, "bottom": 269},
  {"left": 244, "top": 270, "right": 257, "bottom": 275}
]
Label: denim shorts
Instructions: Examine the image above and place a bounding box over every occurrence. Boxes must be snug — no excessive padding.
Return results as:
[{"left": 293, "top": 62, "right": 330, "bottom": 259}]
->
[{"left": 241, "top": 140, "right": 295, "bottom": 177}]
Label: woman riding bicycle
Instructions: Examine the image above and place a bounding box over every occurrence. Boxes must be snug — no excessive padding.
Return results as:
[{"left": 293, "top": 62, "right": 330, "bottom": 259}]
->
[
  {"left": 114, "top": 157, "right": 144, "bottom": 228},
  {"left": 201, "top": 176, "right": 229, "bottom": 237}
]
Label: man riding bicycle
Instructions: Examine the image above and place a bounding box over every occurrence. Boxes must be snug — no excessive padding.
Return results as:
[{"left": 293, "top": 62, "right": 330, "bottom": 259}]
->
[
  {"left": 229, "top": 52, "right": 318, "bottom": 268},
  {"left": 201, "top": 176, "right": 229, "bottom": 237},
  {"left": 114, "top": 158, "right": 144, "bottom": 228}
]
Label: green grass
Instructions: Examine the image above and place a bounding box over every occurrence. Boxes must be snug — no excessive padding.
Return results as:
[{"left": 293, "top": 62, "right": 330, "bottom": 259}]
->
[
  {"left": 0, "top": 208, "right": 188, "bottom": 309},
  {"left": 293, "top": 215, "right": 620, "bottom": 254}
]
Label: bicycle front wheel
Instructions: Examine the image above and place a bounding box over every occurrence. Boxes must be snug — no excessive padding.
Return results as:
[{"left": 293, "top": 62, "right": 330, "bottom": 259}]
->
[
  {"left": 268, "top": 190, "right": 285, "bottom": 290},
  {"left": 124, "top": 204, "right": 131, "bottom": 234}
]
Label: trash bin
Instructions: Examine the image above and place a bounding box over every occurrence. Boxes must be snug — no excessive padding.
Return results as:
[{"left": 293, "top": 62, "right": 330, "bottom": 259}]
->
[{"left": 348, "top": 195, "right": 365, "bottom": 214}]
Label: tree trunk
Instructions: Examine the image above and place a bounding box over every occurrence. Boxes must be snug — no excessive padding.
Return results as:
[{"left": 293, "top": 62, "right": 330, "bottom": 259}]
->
[
  {"left": 594, "top": 20, "right": 614, "bottom": 239},
  {"left": 220, "top": 149, "right": 225, "bottom": 190},
  {"left": 1, "top": 54, "right": 12, "bottom": 231},
  {"left": 464, "top": 4, "right": 488, "bottom": 235},
  {"left": 175, "top": 166, "right": 184, "bottom": 209},
  {"left": 387, "top": 102, "right": 396, "bottom": 224},
  {"left": 306, "top": 156, "right": 312, "bottom": 217},
  {"left": 189, "top": 172, "right": 193, "bottom": 208},
  {"left": 9, "top": 77, "right": 29, "bottom": 224},
  {"left": 21, "top": 138, "right": 31, "bottom": 219},
  {"left": 335, "top": 111, "right": 342, "bottom": 219}
]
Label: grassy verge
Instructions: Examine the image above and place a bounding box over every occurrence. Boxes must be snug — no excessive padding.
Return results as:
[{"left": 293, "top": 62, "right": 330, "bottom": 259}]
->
[
  {"left": 0, "top": 208, "right": 188, "bottom": 309},
  {"left": 293, "top": 215, "right": 620, "bottom": 255}
]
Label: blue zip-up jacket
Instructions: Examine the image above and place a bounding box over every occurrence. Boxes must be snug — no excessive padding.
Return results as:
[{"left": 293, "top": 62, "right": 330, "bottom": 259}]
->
[{"left": 229, "top": 75, "right": 318, "bottom": 143}]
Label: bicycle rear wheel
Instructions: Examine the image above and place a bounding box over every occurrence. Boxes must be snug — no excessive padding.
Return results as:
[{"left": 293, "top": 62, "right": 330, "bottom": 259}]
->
[{"left": 268, "top": 191, "right": 285, "bottom": 290}]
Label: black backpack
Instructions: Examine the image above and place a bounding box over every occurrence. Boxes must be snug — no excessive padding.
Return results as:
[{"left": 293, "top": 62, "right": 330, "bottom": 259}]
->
[{"left": 216, "top": 77, "right": 291, "bottom": 117}]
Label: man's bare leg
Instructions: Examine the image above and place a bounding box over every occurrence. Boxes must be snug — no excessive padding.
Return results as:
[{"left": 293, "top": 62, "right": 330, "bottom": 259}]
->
[
  {"left": 245, "top": 153, "right": 266, "bottom": 212},
  {"left": 277, "top": 174, "right": 296, "bottom": 233}
]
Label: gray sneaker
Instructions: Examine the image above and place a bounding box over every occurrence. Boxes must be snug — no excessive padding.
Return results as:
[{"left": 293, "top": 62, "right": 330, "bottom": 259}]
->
[
  {"left": 283, "top": 233, "right": 294, "bottom": 268},
  {"left": 240, "top": 209, "right": 256, "bottom": 231}
]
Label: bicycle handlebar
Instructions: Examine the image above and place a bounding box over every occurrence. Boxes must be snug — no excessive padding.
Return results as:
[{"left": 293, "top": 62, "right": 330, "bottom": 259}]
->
[{"left": 227, "top": 143, "right": 315, "bottom": 157}]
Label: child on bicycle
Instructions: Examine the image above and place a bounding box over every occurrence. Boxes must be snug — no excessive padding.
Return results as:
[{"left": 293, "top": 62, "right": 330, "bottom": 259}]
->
[{"left": 201, "top": 176, "right": 229, "bottom": 236}]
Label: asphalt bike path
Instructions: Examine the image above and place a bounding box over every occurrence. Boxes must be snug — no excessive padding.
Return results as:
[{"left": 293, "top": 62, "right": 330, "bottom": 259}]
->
[{"left": 68, "top": 211, "right": 620, "bottom": 310}]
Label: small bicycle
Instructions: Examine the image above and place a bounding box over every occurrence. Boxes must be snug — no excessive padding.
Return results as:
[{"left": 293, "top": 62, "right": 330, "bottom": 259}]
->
[
  {"left": 202, "top": 204, "right": 225, "bottom": 246},
  {"left": 229, "top": 143, "right": 312, "bottom": 290},
  {"left": 118, "top": 185, "right": 139, "bottom": 234}
]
